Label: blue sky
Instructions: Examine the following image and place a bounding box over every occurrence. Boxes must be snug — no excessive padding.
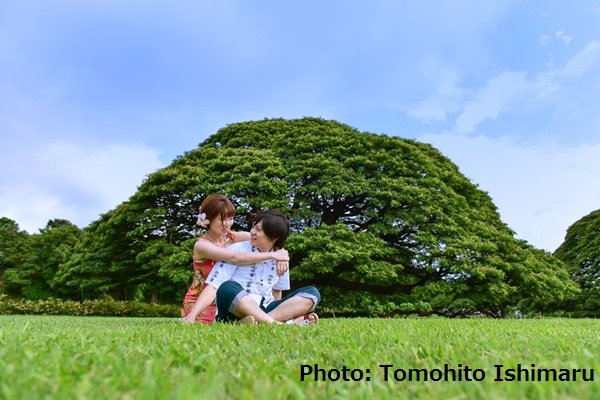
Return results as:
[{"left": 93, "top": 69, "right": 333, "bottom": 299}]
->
[{"left": 1, "top": 1, "right": 599, "bottom": 251}]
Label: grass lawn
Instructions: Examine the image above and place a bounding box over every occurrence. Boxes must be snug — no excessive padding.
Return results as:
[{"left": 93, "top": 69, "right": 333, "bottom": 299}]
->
[{"left": 0, "top": 315, "right": 599, "bottom": 399}]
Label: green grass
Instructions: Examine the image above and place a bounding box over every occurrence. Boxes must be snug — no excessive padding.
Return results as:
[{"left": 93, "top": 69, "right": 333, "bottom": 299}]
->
[{"left": 1, "top": 316, "right": 599, "bottom": 399}]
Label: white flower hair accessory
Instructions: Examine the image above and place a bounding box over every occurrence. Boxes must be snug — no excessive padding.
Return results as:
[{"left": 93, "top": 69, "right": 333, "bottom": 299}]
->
[{"left": 197, "top": 211, "right": 208, "bottom": 227}]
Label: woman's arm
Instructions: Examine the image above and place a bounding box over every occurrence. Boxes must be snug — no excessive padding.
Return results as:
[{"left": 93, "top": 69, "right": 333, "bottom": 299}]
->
[
  {"left": 194, "top": 239, "right": 288, "bottom": 265},
  {"left": 231, "top": 231, "right": 287, "bottom": 275},
  {"left": 232, "top": 231, "right": 251, "bottom": 242}
]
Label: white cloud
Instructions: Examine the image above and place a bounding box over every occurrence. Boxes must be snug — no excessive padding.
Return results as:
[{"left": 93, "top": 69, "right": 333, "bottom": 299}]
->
[
  {"left": 403, "top": 40, "right": 600, "bottom": 135},
  {"left": 0, "top": 142, "right": 164, "bottom": 233},
  {"left": 454, "top": 71, "right": 529, "bottom": 134},
  {"left": 533, "top": 40, "right": 600, "bottom": 95},
  {"left": 417, "top": 132, "right": 600, "bottom": 252},
  {"left": 396, "top": 64, "right": 464, "bottom": 123},
  {"left": 532, "top": 40, "right": 600, "bottom": 106},
  {"left": 555, "top": 27, "right": 573, "bottom": 47},
  {"left": 0, "top": 186, "right": 63, "bottom": 233},
  {"left": 560, "top": 40, "right": 600, "bottom": 78},
  {"left": 537, "top": 35, "right": 552, "bottom": 46}
]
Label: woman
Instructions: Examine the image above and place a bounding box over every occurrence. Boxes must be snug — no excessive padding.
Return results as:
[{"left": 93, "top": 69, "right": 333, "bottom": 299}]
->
[{"left": 181, "top": 195, "right": 289, "bottom": 323}]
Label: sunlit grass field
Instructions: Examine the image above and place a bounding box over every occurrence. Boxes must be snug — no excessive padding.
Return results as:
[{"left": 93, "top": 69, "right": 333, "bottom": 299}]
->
[{"left": 1, "top": 315, "right": 599, "bottom": 399}]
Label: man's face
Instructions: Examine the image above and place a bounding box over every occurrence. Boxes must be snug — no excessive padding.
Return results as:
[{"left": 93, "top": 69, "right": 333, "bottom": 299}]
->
[{"left": 250, "top": 221, "right": 276, "bottom": 252}]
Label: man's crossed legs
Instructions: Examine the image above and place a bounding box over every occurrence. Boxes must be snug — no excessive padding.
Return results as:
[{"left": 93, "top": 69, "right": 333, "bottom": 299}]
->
[{"left": 216, "top": 281, "right": 320, "bottom": 325}]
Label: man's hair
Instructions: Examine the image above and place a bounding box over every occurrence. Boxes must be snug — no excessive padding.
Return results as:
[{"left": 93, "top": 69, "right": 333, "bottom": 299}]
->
[{"left": 253, "top": 209, "right": 290, "bottom": 249}]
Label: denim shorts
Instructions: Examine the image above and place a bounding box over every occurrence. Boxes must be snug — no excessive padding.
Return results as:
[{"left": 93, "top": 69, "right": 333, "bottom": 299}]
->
[{"left": 215, "top": 280, "right": 321, "bottom": 323}]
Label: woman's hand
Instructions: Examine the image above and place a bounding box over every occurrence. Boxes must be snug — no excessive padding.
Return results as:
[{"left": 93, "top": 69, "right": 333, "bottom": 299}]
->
[
  {"left": 273, "top": 248, "right": 289, "bottom": 276},
  {"left": 272, "top": 248, "right": 289, "bottom": 262},
  {"left": 275, "top": 260, "right": 289, "bottom": 277}
]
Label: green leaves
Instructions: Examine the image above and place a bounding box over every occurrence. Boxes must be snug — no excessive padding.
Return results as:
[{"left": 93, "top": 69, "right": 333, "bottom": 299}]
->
[
  {"left": 17, "top": 117, "right": 576, "bottom": 316},
  {"left": 288, "top": 223, "right": 401, "bottom": 284},
  {"left": 553, "top": 209, "right": 600, "bottom": 316},
  {"left": 1, "top": 219, "right": 83, "bottom": 300}
]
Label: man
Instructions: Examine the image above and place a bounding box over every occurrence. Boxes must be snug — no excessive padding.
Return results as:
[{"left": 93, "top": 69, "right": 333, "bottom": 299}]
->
[{"left": 208, "top": 209, "right": 320, "bottom": 325}]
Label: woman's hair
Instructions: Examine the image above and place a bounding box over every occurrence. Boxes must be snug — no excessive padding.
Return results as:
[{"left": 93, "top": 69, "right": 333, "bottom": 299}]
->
[
  {"left": 253, "top": 209, "right": 290, "bottom": 249},
  {"left": 196, "top": 195, "right": 236, "bottom": 229}
]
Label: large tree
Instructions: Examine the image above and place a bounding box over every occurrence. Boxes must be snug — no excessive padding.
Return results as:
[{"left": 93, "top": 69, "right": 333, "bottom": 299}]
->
[
  {"left": 0, "top": 218, "right": 32, "bottom": 295},
  {"left": 2, "top": 219, "right": 82, "bottom": 300},
  {"left": 553, "top": 209, "right": 600, "bottom": 316},
  {"left": 52, "top": 204, "right": 181, "bottom": 303},
  {"left": 63, "top": 118, "right": 577, "bottom": 315}
]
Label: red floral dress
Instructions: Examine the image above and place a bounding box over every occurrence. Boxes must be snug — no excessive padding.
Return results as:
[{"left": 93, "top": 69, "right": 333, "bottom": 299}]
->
[{"left": 181, "top": 235, "right": 234, "bottom": 324}]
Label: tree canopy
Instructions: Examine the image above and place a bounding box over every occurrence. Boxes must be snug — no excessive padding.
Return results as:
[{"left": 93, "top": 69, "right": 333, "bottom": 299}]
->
[
  {"left": 56, "top": 117, "right": 576, "bottom": 316},
  {"left": 1, "top": 219, "right": 83, "bottom": 299},
  {"left": 0, "top": 217, "right": 32, "bottom": 294},
  {"left": 554, "top": 209, "right": 600, "bottom": 316},
  {"left": 1, "top": 118, "right": 579, "bottom": 316}
]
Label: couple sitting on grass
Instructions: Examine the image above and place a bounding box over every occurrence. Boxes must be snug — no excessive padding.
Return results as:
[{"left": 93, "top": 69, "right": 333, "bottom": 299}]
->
[{"left": 181, "top": 194, "right": 320, "bottom": 326}]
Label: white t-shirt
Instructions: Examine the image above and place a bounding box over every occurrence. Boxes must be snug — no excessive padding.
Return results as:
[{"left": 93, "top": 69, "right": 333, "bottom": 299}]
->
[{"left": 206, "top": 241, "right": 290, "bottom": 307}]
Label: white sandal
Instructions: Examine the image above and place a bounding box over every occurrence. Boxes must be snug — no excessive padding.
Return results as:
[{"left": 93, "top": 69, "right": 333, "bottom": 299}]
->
[{"left": 286, "top": 313, "right": 318, "bottom": 326}]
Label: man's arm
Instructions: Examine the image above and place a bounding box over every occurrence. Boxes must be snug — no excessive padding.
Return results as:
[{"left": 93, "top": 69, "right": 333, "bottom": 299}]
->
[
  {"left": 206, "top": 260, "right": 238, "bottom": 288},
  {"left": 270, "top": 270, "right": 288, "bottom": 302},
  {"left": 272, "top": 270, "right": 290, "bottom": 292}
]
